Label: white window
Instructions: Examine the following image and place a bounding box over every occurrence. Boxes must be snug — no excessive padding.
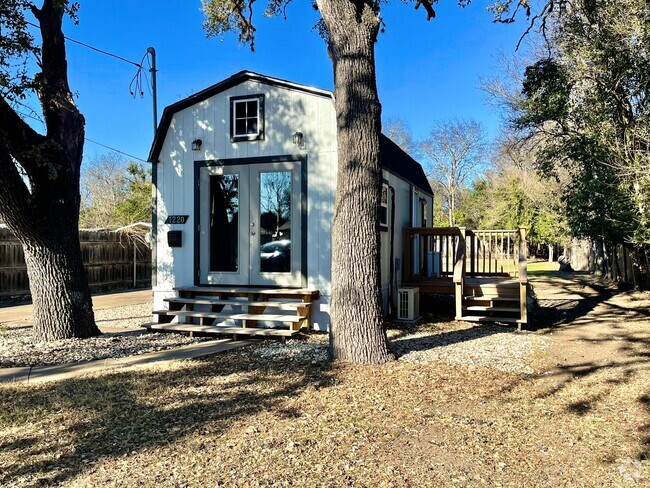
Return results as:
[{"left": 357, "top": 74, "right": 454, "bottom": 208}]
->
[{"left": 230, "top": 95, "right": 264, "bottom": 142}]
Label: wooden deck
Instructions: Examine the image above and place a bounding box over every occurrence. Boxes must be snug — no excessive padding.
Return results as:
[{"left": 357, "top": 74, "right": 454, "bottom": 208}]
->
[
  {"left": 403, "top": 227, "right": 529, "bottom": 329},
  {"left": 146, "top": 286, "right": 319, "bottom": 339}
]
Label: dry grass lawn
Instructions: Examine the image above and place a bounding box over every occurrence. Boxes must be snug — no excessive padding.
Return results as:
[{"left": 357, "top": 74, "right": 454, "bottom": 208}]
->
[{"left": 1, "top": 274, "right": 648, "bottom": 487}]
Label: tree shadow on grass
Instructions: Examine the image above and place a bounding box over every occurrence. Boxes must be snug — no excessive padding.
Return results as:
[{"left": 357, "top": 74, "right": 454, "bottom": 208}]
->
[
  {"left": 0, "top": 346, "right": 334, "bottom": 486},
  {"left": 501, "top": 272, "right": 650, "bottom": 461},
  {"left": 387, "top": 323, "right": 506, "bottom": 358}
]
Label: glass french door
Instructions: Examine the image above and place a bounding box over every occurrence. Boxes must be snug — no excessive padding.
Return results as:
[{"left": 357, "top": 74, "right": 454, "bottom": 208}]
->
[{"left": 198, "top": 161, "right": 302, "bottom": 287}]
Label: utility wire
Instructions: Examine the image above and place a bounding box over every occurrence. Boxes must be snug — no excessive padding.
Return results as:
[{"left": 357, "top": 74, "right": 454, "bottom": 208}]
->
[
  {"left": 26, "top": 21, "right": 143, "bottom": 68},
  {"left": 26, "top": 20, "right": 151, "bottom": 100},
  {"left": 22, "top": 21, "right": 153, "bottom": 162},
  {"left": 85, "top": 138, "right": 148, "bottom": 163},
  {"left": 17, "top": 110, "right": 149, "bottom": 163}
]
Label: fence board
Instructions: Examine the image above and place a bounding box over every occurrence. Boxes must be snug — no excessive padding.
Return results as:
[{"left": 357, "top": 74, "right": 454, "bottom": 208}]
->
[{"left": 0, "top": 228, "right": 151, "bottom": 299}]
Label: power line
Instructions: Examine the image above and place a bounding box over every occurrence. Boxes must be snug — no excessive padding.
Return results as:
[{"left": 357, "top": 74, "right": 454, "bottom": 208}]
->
[
  {"left": 16, "top": 110, "right": 148, "bottom": 163},
  {"left": 26, "top": 21, "right": 143, "bottom": 68},
  {"left": 85, "top": 138, "right": 148, "bottom": 163}
]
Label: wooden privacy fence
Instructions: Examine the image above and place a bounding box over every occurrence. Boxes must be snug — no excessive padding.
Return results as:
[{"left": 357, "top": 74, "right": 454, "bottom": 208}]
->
[{"left": 0, "top": 228, "right": 151, "bottom": 299}]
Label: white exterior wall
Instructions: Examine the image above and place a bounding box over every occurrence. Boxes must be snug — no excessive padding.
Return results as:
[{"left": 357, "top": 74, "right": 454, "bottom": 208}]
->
[
  {"left": 379, "top": 171, "right": 433, "bottom": 315},
  {"left": 154, "top": 76, "right": 431, "bottom": 331}
]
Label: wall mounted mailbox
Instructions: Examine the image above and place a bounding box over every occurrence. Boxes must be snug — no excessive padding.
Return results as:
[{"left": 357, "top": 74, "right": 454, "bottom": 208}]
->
[{"left": 167, "top": 230, "right": 182, "bottom": 248}]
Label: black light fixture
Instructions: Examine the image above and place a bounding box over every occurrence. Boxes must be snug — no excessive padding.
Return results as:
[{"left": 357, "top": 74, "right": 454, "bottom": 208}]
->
[
  {"left": 293, "top": 131, "right": 303, "bottom": 146},
  {"left": 191, "top": 138, "right": 202, "bottom": 151}
]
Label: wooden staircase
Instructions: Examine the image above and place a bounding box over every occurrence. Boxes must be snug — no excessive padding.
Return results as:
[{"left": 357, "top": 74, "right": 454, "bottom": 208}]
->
[
  {"left": 458, "top": 278, "right": 526, "bottom": 326},
  {"left": 404, "top": 226, "right": 529, "bottom": 330},
  {"left": 144, "top": 286, "right": 319, "bottom": 339}
]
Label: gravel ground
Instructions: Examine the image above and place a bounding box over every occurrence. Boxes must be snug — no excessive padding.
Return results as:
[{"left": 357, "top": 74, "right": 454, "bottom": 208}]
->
[
  {"left": 253, "top": 321, "right": 547, "bottom": 374},
  {"left": 389, "top": 322, "right": 549, "bottom": 374},
  {"left": 0, "top": 301, "right": 211, "bottom": 368},
  {"left": 94, "top": 302, "right": 154, "bottom": 329},
  {"left": 0, "top": 329, "right": 211, "bottom": 368}
]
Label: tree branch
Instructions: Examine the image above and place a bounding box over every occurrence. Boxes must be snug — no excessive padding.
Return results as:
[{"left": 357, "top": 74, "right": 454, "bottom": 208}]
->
[
  {"left": 33, "top": 0, "right": 83, "bottom": 144},
  {"left": 414, "top": 0, "right": 436, "bottom": 20},
  {"left": 0, "top": 97, "right": 46, "bottom": 167}
]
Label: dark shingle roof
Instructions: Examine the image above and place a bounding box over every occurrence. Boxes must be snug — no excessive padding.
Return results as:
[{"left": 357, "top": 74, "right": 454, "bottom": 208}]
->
[
  {"left": 148, "top": 71, "right": 431, "bottom": 195},
  {"left": 379, "top": 135, "right": 432, "bottom": 195}
]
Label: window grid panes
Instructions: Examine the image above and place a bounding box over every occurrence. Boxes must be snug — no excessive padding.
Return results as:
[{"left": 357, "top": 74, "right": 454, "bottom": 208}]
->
[{"left": 233, "top": 99, "right": 259, "bottom": 137}]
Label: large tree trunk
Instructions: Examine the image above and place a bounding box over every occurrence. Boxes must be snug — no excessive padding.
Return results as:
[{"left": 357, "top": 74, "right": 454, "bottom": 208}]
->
[
  {"left": 22, "top": 228, "right": 97, "bottom": 341},
  {"left": 0, "top": 1, "right": 99, "bottom": 341},
  {"left": 317, "top": 0, "right": 393, "bottom": 364}
]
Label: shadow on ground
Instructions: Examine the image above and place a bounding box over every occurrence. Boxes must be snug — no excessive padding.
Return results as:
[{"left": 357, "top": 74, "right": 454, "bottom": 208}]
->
[
  {"left": 0, "top": 348, "right": 334, "bottom": 486},
  {"left": 510, "top": 271, "right": 650, "bottom": 461}
]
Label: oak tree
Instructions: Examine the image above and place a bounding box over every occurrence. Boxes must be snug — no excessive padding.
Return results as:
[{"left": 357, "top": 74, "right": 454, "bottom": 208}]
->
[
  {"left": 0, "top": 1, "right": 99, "bottom": 340},
  {"left": 202, "top": 0, "right": 564, "bottom": 364}
]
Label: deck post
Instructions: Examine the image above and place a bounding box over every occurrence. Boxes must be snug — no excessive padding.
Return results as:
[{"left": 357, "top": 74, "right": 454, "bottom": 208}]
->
[
  {"left": 518, "top": 226, "right": 528, "bottom": 331},
  {"left": 453, "top": 227, "right": 467, "bottom": 320}
]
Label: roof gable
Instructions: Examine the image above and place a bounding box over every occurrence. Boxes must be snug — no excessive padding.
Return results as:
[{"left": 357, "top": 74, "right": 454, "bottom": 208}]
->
[
  {"left": 149, "top": 71, "right": 432, "bottom": 195},
  {"left": 148, "top": 71, "right": 333, "bottom": 162}
]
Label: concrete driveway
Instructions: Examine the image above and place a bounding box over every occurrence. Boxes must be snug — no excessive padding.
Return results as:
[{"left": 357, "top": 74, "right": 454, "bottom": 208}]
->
[{"left": 0, "top": 289, "right": 153, "bottom": 326}]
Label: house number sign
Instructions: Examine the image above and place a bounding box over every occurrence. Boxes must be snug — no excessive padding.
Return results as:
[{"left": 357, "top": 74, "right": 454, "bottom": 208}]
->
[{"left": 165, "top": 215, "right": 189, "bottom": 225}]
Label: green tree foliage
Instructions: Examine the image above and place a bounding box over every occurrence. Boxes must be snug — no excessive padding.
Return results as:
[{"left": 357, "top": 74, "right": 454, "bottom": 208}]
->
[
  {"left": 456, "top": 135, "right": 569, "bottom": 249},
  {"left": 513, "top": 0, "right": 649, "bottom": 243}
]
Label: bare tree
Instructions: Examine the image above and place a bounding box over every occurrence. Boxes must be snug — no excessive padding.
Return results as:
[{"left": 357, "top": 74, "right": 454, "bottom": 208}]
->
[
  {"left": 383, "top": 117, "right": 419, "bottom": 158},
  {"left": 420, "top": 119, "right": 487, "bottom": 226},
  {"left": 80, "top": 153, "right": 128, "bottom": 229}
]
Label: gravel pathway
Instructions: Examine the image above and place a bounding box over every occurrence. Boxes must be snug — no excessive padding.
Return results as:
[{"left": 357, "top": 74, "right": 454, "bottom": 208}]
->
[
  {"left": 389, "top": 322, "right": 548, "bottom": 374},
  {"left": 0, "top": 301, "right": 211, "bottom": 368},
  {"left": 252, "top": 322, "right": 547, "bottom": 374}
]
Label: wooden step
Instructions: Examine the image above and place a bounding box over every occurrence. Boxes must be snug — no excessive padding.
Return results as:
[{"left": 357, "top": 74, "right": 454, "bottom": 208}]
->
[
  {"left": 464, "top": 296, "right": 519, "bottom": 302},
  {"left": 164, "top": 297, "right": 309, "bottom": 310},
  {"left": 458, "top": 315, "right": 523, "bottom": 324},
  {"left": 143, "top": 323, "right": 299, "bottom": 337},
  {"left": 463, "top": 306, "right": 520, "bottom": 313},
  {"left": 154, "top": 310, "right": 305, "bottom": 323},
  {"left": 175, "top": 286, "right": 319, "bottom": 300}
]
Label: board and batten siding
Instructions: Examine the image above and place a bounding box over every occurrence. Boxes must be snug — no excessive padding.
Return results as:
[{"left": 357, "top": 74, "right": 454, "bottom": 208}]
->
[
  {"left": 379, "top": 171, "right": 433, "bottom": 315},
  {"left": 154, "top": 79, "right": 337, "bottom": 330}
]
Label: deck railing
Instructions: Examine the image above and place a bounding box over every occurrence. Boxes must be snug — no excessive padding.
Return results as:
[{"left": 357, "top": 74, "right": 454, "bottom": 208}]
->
[
  {"left": 403, "top": 227, "right": 528, "bottom": 282},
  {"left": 404, "top": 226, "right": 528, "bottom": 324},
  {"left": 402, "top": 227, "right": 463, "bottom": 283},
  {"left": 468, "top": 229, "right": 519, "bottom": 278}
]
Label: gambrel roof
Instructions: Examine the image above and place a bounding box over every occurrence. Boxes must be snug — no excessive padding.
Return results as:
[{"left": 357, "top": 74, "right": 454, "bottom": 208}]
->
[{"left": 148, "top": 70, "right": 432, "bottom": 195}]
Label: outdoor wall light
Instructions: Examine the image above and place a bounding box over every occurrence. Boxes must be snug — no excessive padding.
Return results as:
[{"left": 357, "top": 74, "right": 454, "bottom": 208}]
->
[
  {"left": 293, "top": 131, "right": 303, "bottom": 146},
  {"left": 191, "top": 139, "right": 202, "bottom": 151}
]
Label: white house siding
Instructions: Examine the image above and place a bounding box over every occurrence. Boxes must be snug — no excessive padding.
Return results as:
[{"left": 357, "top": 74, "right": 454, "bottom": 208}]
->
[
  {"left": 154, "top": 75, "right": 431, "bottom": 331},
  {"left": 154, "top": 79, "right": 337, "bottom": 330},
  {"left": 379, "top": 171, "right": 433, "bottom": 316}
]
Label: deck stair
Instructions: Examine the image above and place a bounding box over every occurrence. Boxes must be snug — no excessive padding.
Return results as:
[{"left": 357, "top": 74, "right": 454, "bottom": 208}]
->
[
  {"left": 403, "top": 226, "right": 529, "bottom": 329},
  {"left": 144, "top": 286, "right": 319, "bottom": 339},
  {"left": 459, "top": 279, "right": 523, "bottom": 325}
]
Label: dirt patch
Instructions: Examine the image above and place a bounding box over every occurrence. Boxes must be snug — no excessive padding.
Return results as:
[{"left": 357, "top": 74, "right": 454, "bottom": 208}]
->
[{"left": 0, "top": 274, "right": 648, "bottom": 486}]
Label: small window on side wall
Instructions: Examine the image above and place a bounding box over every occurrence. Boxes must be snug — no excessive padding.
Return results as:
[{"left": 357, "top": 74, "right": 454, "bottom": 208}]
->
[
  {"left": 380, "top": 182, "right": 389, "bottom": 231},
  {"left": 230, "top": 94, "right": 265, "bottom": 142}
]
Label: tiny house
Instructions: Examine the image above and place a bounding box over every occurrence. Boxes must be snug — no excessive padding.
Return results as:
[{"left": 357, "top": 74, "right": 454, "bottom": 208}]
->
[{"left": 148, "top": 71, "right": 433, "bottom": 334}]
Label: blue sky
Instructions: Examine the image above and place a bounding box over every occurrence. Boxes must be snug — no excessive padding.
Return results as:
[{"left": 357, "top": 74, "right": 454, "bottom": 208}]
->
[{"left": 43, "top": 1, "right": 528, "bottom": 164}]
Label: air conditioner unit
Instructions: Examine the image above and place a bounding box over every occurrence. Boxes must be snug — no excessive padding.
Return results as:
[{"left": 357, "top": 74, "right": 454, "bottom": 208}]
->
[{"left": 397, "top": 287, "right": 420, "bottom": 322}]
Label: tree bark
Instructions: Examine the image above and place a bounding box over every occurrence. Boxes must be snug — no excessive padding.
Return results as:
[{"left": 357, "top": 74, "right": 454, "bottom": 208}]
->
[
  {"left": 0, "top": 1, "right": 99, "bottom": 341},
  {"left": 22, "top": 226, "right": 97, "bottom": 341},
  {"left": 316, "top": 0, "right": 393, "bottom": 364}
]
